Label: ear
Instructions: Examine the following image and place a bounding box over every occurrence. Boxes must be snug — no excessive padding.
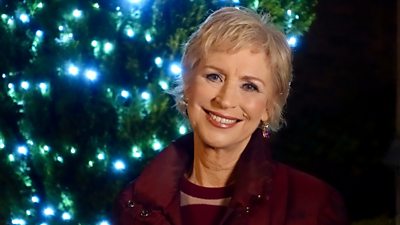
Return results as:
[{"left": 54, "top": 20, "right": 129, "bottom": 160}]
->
[{"left": 261, "top": 108, "right": 270, "bottom": 122}]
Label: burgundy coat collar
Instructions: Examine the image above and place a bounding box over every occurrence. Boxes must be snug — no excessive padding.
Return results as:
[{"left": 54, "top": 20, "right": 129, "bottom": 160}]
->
[{"left": 133, "top": 130, "right": 276, "bottom": 224}]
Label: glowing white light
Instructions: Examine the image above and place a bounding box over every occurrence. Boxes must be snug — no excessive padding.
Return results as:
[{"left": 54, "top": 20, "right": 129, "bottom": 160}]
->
[
  {"left": 32, "top": 196, "right": 40, "bottom": 203},
  {"left": 68, "top": 65, "right": 79, "bottom": 76},
  {"left": 37, "top": 2, "right": 44, "bottom": 8},
  {"left": 152, "top": 140, "right": 162, "bottom": 151},
  {"left": 0, "top": 140, "right": 5, "bottom": 149},
  {"left": 295, "top": 15, "right": 299, "bottom": 19},
  {"left": 21, "top": 81, "right": 30, "bottom": 90},
  {"left": 126, "top": 28, "right": 135, "bottom": 37},
  {"left": 18, "top": 146, "right": 28, "bottom": 155},
  {"left": 141, "top": 91, "right": 150, "bottom": 100},
  {"left": 93, "top": 3, "right": 100, "bottom": 8},
  {"left": 72, "top": 9, "right": 82, "bottom": 18},
  {"left": 58, "top": 25, "right": 64, "bottom": 31},
  {"left": 104, "top": 42, "right": 113, "bottom": 53},
  {"left": 43, "top": 207, "right": 55, "bottom": 216},
  {"left": 97, "top": 152, "right": 105, "bottom": 160},
  {"left": 1, "top": 14, "right": 7, "bottom": 20},
  {"left": 99, "top": 221, "right": 110, "bottom": 225},
  {"left": 43, "top": 145, "right": 50, "bottom": 151},
  {"left": 154, "top": 57, "right": 163, "bottom": 67},
  {"left": 287, "top": 9, "right": 292, "bottom": 16},
  {"left": 179, "top": 125, "right": 187, "bottom": 135},
  {"left": 88, "top": 160, "right": 94, "bottom": 167},
  {"left": 233, "top": 0, "right": 240, "bottom": 3},
  {"left": 70, "top": 147, "right": 76, "bottom": 154},
  {"left": 145, "top": 33, "right": 152, "bottom": 42},
  {"left": 11, "top": 218, "right": 26, "bottom": 225},
  {"left": 287, "top": 36, "right": 297, "bottom": 47},
  {"left": 170, "top": 63, "right": 182, "bottom": 75},
  {"left": 62, "top": 212, "right": 72, "bottom": 220},
  {"left": 2, "top": 73, "right": 6, "bottom": 78},
  {"left": 36, "top": 30, "right": 43, "bottom": 37},
  {"left": 158, "top": 80, "right": 168, "bottom": 90},
  {"left": 85, "top": 69, "right": 98, "bottom": 81},
  {"left": 7, "top": 18, "right": 14, "bottom": 26},
  {"left": 8, "top": 154, "right": 15, "bottom": 162},
  {"left": 40, "top": 223, "right": 48, "bottom": 225},
  {"left": 132, "top": 146, "right": 142, "bottom": 158},
  {"left": 130, "top": 0, "right": 141, "bottom": 4},
  {"left": 91, "top": 40, "right": 99, "bottom": 47},
  {"left": 121, "top": 90, "right": 130, "bottom": 98},
  {"left": 56, "top": 156, "right": 63, "bottom": 162},
  {"left": 26, "top": 210, "right": 32, "bottom": 216},
  {"left": 19, "top": 14, "right": 29, "bottom": 23},
  {"left": 8, "top": 83, "right": 14, "bottom": 89},
  {"left": 114, "top": 160, "right": 126, "bottom": 170}
]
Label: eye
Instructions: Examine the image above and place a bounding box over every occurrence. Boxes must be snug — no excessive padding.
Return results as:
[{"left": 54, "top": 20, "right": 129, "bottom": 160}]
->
[
  {"left": 206, "top": 73, "right": 223, "bottom": 82},
  {"left": 242, "top": 82, "right": 259, "bottom": 92}
]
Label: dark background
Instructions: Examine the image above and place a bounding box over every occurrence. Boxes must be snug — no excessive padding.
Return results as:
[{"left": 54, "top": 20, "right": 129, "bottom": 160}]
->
[{"left": 272, "top": 0, "right": 397, "bottom": 221}]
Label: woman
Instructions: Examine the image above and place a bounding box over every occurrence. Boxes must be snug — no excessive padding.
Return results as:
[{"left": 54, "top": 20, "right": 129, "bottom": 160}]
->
[{"left": 114, "top": 7, "right": 347, "bottom": 225}]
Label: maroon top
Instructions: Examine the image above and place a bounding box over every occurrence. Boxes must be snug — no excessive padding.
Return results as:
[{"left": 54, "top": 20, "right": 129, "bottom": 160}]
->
[{"left": 180, "top": 178, "right": 233, "bottom": 225}]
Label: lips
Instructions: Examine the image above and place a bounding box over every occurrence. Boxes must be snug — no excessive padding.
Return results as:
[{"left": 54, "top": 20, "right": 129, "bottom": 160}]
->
[{"left": 204, "top": 109, "right": 242, "bottom": 128}]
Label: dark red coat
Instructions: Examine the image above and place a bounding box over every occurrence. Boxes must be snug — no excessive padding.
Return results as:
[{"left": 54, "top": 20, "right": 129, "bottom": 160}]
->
[{"left": 113, "top": 131, "right": 348, "bottom": 225}]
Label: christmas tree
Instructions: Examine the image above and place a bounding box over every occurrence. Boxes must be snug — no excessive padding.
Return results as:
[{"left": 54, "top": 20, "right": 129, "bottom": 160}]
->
[{"left": 0, "top": 0, "right": 316, "bottom": 224}]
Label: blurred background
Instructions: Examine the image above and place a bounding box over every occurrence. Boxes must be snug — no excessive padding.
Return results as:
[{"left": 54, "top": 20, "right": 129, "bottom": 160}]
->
[{"left": 0, "top": 0, "right": 396, "bottom": 224}]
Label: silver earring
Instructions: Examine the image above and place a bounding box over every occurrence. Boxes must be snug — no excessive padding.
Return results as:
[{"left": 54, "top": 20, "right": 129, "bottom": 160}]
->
[{"left": 260, "top": 121, "right": 270, "bottom": 139}]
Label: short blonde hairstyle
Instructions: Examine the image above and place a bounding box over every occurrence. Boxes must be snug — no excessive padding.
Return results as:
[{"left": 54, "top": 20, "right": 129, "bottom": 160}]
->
[{"left": 173, "top": 6, "right": 292, "bottom": 132}]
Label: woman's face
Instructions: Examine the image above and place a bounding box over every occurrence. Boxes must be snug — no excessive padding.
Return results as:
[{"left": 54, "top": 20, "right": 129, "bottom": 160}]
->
[{"left": 185, "top": 47, "right": 273, "bottom": 151}]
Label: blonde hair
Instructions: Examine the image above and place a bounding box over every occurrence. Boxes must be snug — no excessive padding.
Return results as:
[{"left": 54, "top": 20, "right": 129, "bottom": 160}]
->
[{"left": 173, "top": 6, "right": 292, "bottom": 132}]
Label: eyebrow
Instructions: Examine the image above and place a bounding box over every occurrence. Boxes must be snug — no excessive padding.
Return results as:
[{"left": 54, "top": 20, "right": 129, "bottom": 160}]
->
[{"left": 204, "top": 64, "right": 266, "bottom": 86}]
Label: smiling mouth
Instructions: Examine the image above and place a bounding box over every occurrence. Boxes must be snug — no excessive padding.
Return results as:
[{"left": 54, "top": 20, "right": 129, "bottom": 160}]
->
[{"left": 204, "top": 109, "right": 242, "bottom": 127}]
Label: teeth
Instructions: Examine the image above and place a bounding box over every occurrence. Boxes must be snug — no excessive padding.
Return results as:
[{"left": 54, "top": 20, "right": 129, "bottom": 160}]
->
[{"left": 210, "top": 113, "right": 236, "bottom": 124}]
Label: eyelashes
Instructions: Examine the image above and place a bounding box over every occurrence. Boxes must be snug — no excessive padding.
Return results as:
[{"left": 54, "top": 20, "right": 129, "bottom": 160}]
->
[{"left": 205, "top": 73, "right": 260, "bottom": 93}]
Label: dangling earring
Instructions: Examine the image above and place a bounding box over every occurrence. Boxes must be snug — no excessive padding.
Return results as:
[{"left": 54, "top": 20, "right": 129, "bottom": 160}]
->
[{"left": 260, "top": 121, "right": 270, "bottom": 139}]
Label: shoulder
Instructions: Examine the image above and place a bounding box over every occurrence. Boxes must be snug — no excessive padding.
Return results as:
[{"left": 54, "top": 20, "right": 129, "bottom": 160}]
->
[{"left": 275, "top": 163, "right": 348, "bottom": 224}]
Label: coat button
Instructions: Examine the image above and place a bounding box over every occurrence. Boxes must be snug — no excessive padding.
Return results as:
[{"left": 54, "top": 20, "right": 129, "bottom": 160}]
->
[
  {"left": 140, "top": 209, "right": 151, "bottom": 217},
  {"left": 127, "top": 200, "right": 135, "bottom": 208}
]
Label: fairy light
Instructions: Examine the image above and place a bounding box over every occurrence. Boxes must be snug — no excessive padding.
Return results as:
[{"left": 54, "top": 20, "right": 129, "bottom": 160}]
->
[
  {"left": 21, "top": 81, "right": 30, "bottom": 90},
  {"left": 287, "top": 9, "right": 292, "bottom": 16},
  {"left": 56, "top": 156, "right": 63, "bottom": 163},
  {"left": 31, "top": 196, "right": 40, "bottom": 203},
  {"left": 37, "top": 2, "right": 44, "bottom": 8},
  {"left": 43, "top": 207, "right": 55, "bottom": 217},
  {"left": 152, "top": 139, "right": 162, "bottom": 151},
  {"left": 287, "top": 36, "right": 297, "bottom": 47},
  {"left": 97, "top": 152, "right": 105, "bottom": 160},
  {"left": 85, "top": 69, "right": 98, "bottom": 81},
  {"left": 17, "top": 146, "right": 28, "bottom": 155},
  {"left": 154, "top": 57, "right": 163, "bottom": 67},
  {"left": 26, "top": 210, "right": 31, "bottom": 216},
  {"left": 61, "top": 212, "right": 72, "bottom": 220},
  {"left": 70, "top": 147, "right": 77, "bottom": 154},
  {"left": 132, "top": 146, "right": 142, "bottom": 158},
  {"left": 72, "top": 9, "right": 82, "bottom": 18},
  {"left": 113, "top": 160, "right": 125, "bottom": 170},
  {"left": 145, "top": 32, "right": 152, "bottom": 42},
  {"left": 93, "top": 3, "right": 100, "bottom": 9},
  {"left": 39, "top": 82, "right": 49, "bottom": 95},
  {"left": 126, "top": 28, "right": 135, "bottom": 37},
  {"left": 0, "top": 137, "right": 5, "bottom": 149},
  {"left": 130, "top": 0, "right": 142, "bottom": 4},
  {"left": 58, "top": 25, "right": 64, "bottom": 31},
  {"left": 121, "top": 90, "right": 130, "bottom": 98},
  {"left": 99, "top": 220, "right": 110, "bottom": 225},
  {"left": 103, "top": 42, "right": 113, "bottom": 54},
  {"left": 141, "top": 91, "right": 150, "bottom": 100},
  {"left": 170, "top": 63, "right": 182, "bottom": 75},
  {"left": 88, "top": 160, "right": 94, "bottom": 167},
  {"left": 19, "top": 14, "right": 29, "bottom": 23},
  {"left": 158, "top": 80, "right": 168, "bottom": 90},
  {"left": 68, "top": 64, "right": 79, "bottom": 76},
  {"left": 36, "top": 30, "right": 44, "bottom": 37},
  {"left": 179, "top": 125, "right": 187, "bottom": 135},
  {"left": 8, "top": 154, "right": 15, "bottom": 162},
  {"left": 11, "top": 218, "right": 26, "bottom": 225}
]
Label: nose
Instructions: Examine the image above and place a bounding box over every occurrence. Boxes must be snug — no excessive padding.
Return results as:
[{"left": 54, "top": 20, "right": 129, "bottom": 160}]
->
[{"left": 213, "top": 82, "right": 238, "bottom": 109}]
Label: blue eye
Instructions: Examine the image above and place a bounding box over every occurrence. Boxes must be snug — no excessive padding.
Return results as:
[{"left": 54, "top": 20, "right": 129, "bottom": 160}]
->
[
  {"left": 242, "top": 83, "right": 259, "bottom": 92},
  {"left": 206, "top": 73, "right": 222, "bottom": 82}
]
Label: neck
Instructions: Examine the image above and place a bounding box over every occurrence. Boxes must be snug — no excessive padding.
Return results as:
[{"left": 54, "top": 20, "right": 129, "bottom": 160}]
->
[{"left": 188, "top": 135, "right": 249, "bottom": 187}]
